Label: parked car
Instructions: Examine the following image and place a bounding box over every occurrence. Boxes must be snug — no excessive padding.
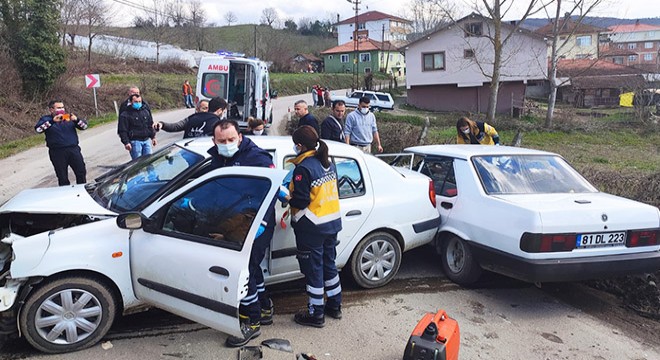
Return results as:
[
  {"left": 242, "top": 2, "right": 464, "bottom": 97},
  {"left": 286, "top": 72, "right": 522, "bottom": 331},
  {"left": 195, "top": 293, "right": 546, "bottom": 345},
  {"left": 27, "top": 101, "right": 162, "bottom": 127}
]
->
[
  {"left": 380, "top": 145, "right": 660, "bottom": 286},
  {"left": 331, "top": 90, "right": 395, "bottom": 111},
  {"left": 0, "top": 136, "right": 439, "bottom": 353}
]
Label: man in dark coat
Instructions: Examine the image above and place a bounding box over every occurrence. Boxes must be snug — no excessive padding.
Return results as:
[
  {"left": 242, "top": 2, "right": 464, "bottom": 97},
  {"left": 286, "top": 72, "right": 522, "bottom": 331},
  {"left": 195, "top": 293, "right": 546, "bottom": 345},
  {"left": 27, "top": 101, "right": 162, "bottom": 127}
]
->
[
  {"left": 320, "top": 100, "right": 346, "bottom": 142},
  {"left": 118, "top": 94, "right": 157, "bottom": 159},
  {"left": 154, "top": 98, "right": 227, "bottom": 138},
  {"left": 35, "top": 100, "right": 88, "bottom": 186},
  {"left": 208, "top": 120, "right": 277, "bottom": 348},
  {"left": 294, "top": 100, "right": 319, "bottom": 134},
  {"left": 118, "top": 86, "right": 150, "bottom": 119}
]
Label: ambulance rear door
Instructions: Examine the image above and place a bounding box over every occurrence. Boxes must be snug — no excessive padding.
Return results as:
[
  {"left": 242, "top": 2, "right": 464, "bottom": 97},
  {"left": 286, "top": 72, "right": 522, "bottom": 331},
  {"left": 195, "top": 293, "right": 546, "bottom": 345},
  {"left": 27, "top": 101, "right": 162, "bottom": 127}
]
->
[{"left": 196, "top": 57, "right": 231, "bottom": 102}]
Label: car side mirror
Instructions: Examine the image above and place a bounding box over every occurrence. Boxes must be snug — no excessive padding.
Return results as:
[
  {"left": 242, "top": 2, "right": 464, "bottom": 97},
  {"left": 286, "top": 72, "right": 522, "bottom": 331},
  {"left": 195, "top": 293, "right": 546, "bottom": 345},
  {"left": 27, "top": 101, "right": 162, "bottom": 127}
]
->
[
  {"left": 270, "top": 90, "right": 278, "bottom": 99},
  {"left": 116, "top": 212, "right": 145, "bottom": 230}
]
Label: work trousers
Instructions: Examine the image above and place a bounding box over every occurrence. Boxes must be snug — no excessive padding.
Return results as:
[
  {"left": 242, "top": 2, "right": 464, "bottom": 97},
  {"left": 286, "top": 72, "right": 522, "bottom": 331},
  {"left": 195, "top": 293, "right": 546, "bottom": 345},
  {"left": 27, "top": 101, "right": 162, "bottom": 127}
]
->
[
  {"left": 239, "top": 226, "right": 273, "bottom": 324},
  {"left": 48, "top": 145, "right": 86, "bottom": 186},
  {"left": 294, "top": 229, "right": 342, "bottom": 316}
]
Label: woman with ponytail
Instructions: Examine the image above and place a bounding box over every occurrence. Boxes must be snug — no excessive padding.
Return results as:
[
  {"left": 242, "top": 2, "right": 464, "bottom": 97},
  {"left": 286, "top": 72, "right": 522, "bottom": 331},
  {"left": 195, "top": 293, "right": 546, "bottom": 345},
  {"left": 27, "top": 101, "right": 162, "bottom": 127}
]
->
[{"left": 287, "top": 125, "right": 343, "bottom": 328}]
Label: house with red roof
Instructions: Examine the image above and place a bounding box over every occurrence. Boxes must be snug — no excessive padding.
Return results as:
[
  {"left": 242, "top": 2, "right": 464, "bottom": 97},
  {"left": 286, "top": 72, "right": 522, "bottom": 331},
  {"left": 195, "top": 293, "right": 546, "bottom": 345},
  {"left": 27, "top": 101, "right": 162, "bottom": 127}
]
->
[
  {"left": 534, "top": 19, "right": 607, "bottom": 60},
  {"left": 335, "top": 11, "right": 412, "bottom": 47},
  {"left": 600, "top": 21, "right": 660, "bottom": 69},
  {"left": 320, "top": 38, "right": 404, "bottom": 75}
]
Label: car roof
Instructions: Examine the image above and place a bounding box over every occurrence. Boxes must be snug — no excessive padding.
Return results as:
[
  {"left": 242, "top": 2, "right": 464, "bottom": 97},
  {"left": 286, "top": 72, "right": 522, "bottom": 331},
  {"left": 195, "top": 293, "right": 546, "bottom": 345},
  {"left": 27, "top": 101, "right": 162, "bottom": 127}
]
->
[
  {"left": 175, "top": 135, "right": 365, "bottom": 158},
  {"left": 404, "top": 144, "right": 557, "bottom": 160}
]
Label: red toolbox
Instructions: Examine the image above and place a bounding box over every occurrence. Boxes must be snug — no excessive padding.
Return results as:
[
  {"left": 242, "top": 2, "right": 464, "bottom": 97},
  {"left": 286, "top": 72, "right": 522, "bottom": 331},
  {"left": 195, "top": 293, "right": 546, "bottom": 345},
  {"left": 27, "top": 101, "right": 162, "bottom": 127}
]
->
[{"left": 403, "top": 309, "right": 460, "bottom": 360}]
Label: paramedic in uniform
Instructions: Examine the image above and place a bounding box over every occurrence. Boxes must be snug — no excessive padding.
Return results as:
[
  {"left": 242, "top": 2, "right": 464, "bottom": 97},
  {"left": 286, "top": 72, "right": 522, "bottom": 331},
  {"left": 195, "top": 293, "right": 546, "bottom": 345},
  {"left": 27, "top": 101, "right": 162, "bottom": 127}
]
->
[
  {"left": 456, "top": 116, "right": 500, "bottom": 145},
  {"left": 287, "top": 125, "right": 343, "bottom": 328}
]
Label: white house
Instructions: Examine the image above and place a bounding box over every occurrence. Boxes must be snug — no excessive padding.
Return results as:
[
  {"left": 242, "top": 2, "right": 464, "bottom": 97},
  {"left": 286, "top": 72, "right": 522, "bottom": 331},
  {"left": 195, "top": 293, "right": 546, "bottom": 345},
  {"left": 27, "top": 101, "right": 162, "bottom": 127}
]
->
[
  {"left": 403, "top": 13, "right": 548, "bottom": 114},
  {"left": 335, "top": 11, "right": 411, "bottom": 47}
]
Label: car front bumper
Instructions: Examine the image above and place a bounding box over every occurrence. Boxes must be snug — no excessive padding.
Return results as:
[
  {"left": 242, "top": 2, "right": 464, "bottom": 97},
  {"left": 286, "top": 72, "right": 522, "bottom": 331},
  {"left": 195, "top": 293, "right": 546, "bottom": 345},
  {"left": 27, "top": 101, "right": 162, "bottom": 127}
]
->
[
  {"left": 0, "top": 279, "right": 22, "bottom": 312},
  {"left": 470, "top": 242, "right": 660, "bottom": 283}
]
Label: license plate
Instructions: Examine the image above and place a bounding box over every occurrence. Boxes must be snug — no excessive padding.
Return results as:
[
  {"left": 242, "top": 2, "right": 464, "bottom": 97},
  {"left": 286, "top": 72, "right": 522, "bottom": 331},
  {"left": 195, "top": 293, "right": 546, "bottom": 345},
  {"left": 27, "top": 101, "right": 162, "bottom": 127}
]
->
[{"left": 576, "top": 232, "right": 626, "bottom": 248}]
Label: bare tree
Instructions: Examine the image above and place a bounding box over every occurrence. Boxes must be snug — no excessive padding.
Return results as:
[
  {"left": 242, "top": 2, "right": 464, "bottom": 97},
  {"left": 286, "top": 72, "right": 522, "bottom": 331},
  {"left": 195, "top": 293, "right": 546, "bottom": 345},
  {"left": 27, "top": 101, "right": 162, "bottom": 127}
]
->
[
  {"left": 167, "top": 0, "right": 187, "bottom": 27},
  {"left": 188, "top": 0, "right": 207, "bottom": 50},
  {"left": 60, "top": 0, "right": 84, "bottom": 47},
  {"left": 141, "top": 0, "right": 172, "bottom": 64},
  {"left": 543, "top": 0, "right": 606, "bottom": 127},
  {"left": 260, "top": 7, "right": 278, "bottom": 27},
  {"left": 79, "top": 0, "right": 112, "bottom": 65},
  {"left": 224, "top": 11, "right": 237, "bottom": 26},
  {"left": 463, "top": 0, "right": 547, "bottom": 123},
  {"left": 403, "top": 0, "right": 455, "bottom": 35}
]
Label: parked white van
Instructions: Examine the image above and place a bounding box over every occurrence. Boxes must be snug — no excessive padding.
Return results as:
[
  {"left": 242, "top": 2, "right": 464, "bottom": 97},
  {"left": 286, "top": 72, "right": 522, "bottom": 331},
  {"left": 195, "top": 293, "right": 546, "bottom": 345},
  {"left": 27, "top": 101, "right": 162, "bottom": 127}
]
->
[{"left": 196, "top": 53, "right": 277, "bottom": 129}]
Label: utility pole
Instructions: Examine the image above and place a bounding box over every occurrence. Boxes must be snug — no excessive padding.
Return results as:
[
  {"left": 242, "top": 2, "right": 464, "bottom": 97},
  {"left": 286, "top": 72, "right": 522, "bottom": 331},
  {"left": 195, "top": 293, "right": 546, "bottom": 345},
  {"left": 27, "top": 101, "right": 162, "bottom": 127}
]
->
[
  {"left": 347, "top": 0, "right": 361, "bottom": 90},
  {"left": 254, "top": 25, "right": 257, "bottom": 58}
]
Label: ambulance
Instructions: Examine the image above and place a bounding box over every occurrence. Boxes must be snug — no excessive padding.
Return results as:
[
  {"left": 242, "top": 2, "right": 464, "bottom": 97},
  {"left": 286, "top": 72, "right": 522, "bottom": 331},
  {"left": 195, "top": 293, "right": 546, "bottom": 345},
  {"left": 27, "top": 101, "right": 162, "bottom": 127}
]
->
[{"left": 196, "top": 52, "right": 277, "bottom": 130}]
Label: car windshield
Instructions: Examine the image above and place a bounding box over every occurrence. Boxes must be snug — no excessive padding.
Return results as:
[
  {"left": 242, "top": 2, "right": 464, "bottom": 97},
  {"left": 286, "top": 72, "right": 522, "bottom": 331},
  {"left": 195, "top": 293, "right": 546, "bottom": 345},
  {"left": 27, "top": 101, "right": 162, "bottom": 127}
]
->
[
  {"left": 93, "top": 145, "right": 204, "bottom": 212},
  {"left": 472, "top": 155, "right": 597, "bottom": 195}
]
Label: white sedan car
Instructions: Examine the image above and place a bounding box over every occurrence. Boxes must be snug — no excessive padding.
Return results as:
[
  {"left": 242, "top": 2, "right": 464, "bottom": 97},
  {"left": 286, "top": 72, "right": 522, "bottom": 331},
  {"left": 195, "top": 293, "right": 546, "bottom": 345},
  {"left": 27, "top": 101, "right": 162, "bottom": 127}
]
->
[
  {"left": 331, "top": 90, "right": 395, "bottom": 111},
  {"left": 382, "top": 145, "right": 660, "bottom": 286},
  {"left": 0, "top": 136, "right": 439, "bottom": 353}
]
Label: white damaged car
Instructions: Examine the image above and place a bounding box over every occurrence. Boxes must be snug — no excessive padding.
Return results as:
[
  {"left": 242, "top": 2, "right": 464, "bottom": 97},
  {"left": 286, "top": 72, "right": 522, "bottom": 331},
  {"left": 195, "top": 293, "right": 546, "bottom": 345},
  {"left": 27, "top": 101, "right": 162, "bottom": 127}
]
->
[
  {"left": 0, "top": 136, "right": 439, "bottom": 353},
  {"left": 381, "top": 145, "right": 660, "bottom": 286}
]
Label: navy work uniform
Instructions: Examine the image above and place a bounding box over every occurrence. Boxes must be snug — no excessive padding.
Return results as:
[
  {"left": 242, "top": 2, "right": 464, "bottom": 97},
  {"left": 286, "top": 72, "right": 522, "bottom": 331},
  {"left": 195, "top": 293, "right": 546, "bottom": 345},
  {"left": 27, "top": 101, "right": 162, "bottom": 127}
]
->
[
  {"left": 288, "top": 150, "right": 343, "bottom": 320},
  {"left": 35, "top": 114, "right": 88, "bottom": 186}
]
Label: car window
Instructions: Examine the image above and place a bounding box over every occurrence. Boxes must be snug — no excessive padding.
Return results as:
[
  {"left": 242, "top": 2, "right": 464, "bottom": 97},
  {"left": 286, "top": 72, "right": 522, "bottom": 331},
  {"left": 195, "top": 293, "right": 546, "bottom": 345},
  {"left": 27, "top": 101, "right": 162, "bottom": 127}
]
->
[
  {"left": 472, "top": 155, "right": 597, "bottom": 194},
  {"left": 161, "top": 176, "right": 271, "bottom": 250},
  {"left": 376, "top": 94, "right": 390, "bottom": 101},
  {"left": 350, "top": 92, "right": 363, "bottom": 99},
  {"left": 283, "top": 156, "right": 365, "bottom": 199},
  {"left": 422, "top": 157, "right": 457, "bottom": 197},
  {"left": 335, "top": 157, "right": 365, "bottom": 198},
  {"left": 369, "top": 94, "right": 377, "bottom": 101},
  {"left": 200, "top": 72, "right": 228, "bottom": 99}
]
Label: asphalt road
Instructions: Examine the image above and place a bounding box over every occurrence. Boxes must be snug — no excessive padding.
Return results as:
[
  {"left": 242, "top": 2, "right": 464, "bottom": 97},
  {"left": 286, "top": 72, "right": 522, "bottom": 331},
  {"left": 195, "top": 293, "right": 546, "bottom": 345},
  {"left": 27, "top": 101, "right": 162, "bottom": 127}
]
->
[{"left": 1, "top": 99, "right": 660, "bottom": 359}]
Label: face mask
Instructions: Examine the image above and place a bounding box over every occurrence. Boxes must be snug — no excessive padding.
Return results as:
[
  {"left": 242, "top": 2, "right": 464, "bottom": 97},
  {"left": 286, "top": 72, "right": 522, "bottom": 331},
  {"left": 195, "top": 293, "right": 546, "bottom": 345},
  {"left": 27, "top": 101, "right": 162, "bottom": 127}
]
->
[
  {"left": 132, "top": 102, "right": 143, "bottom": 110},
  {"left": 462, "top": 128, "right": 470, "bottom": 135},
  {"left": 217, "top": 141, "right": 239, "bottom": 158},
  {"left": 55, "top": 109, "right": 66, "bottom": 116},
  {"left": 293, "top": 144, "right": 301, "bottom": 155},
  {"left": 359, "top": 107, "right": 369, "bottom": 115},
  {"left": 253, "top": 129, "right": 264, "bottom": 136}
]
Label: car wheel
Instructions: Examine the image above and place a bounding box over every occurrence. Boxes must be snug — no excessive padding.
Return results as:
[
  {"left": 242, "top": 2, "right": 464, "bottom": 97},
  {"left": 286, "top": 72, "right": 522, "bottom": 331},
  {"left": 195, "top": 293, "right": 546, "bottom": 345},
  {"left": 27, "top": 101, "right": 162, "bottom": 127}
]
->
[
  {"left": 349, "top": 232, "right": 402, "bottom": 289},
  {"left": 371, "top": 106, "right": 381, "bottom": 113},
  {"left": 441, "top": 236, "right": 482, "bottom": 285},
  {"left": 19, "top": 276, "right": 117, "bottom": 354}
]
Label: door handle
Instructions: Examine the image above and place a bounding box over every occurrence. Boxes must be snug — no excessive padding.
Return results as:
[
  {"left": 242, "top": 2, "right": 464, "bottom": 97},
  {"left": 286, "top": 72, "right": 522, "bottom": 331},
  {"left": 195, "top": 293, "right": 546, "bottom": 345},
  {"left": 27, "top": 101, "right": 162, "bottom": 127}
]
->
[
  {"left": 345, "top": 210, "right": 362, "bottom": 217},
  {"left": 441, "top": 202, "right": 453, "bottom": 209},
  {"left": 209, "top": 266, "right": 229, "bottom": 276}
]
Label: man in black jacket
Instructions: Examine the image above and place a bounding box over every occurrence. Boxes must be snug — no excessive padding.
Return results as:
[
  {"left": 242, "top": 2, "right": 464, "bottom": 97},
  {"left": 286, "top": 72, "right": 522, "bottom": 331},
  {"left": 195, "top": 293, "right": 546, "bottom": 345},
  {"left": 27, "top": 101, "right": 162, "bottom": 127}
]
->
[
  {"left": 154, "top": 98, "right": 227, "bottom": 138},
  {"left": 320, "top": 100, "right": 346, "bottom": 142},
  {"left": 208, "top": 120, "right": 277, "bottom": 348},
  {"left": 294, "top": 100, "right": 319, "bottom": 134},
  {"left": 118, "top": 94, "right": 157, "bottom": 159},
  {"left": 118, "top": 86, "right": 150, "bottom": 119},
  {"left": 35, "top": 100, "right": 88, "bottom": 186}
]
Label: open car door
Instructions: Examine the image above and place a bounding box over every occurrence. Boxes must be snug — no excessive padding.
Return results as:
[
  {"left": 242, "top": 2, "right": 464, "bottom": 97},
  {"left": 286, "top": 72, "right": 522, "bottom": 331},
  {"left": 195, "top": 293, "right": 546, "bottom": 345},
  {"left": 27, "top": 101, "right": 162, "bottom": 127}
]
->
[{"left": 128, "top": 167, "right": 286, "bottom": 337}]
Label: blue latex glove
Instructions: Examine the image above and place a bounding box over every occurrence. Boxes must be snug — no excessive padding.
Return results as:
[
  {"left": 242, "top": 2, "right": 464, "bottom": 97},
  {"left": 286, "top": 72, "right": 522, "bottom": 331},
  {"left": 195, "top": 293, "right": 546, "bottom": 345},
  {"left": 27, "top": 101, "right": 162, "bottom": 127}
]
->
[
  {"left": 256, "top": 224, "right": 266, "bottom": 238},
  {"left": 282, "top": 168, "right": 294, "bottom": 188},
  {"left": 277, "top": 186, "right": 289, "bottom": 202}
]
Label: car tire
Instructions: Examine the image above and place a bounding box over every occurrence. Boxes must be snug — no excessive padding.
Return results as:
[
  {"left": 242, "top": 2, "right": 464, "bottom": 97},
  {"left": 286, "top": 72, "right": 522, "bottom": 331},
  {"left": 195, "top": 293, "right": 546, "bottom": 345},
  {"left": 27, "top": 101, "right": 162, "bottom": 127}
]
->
[
  {"left": 349, "top": 232, "right": 402, "bottom": 289},
  {"left": 371, "top": 106, "right": 381, "bottom": 113},
  {"left": 19, "top": 276, "right": 117, "bottom": 354},
  {"left": 441, "top": 236, "right": 482, "bottom": 286}
]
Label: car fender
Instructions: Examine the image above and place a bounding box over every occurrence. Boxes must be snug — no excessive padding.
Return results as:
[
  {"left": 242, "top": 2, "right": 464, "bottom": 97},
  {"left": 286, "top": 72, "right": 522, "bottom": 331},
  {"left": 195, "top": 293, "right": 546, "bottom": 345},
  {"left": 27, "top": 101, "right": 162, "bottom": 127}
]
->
[{"left": 10, "top": 219, "right": 140, "bottom": 310}]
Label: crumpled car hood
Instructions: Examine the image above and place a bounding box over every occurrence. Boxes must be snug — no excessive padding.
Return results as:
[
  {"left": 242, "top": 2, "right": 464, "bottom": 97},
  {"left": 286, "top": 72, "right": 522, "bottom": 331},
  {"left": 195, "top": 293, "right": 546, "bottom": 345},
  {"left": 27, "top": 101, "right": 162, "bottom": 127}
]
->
[{"left": 0, "top": 185, "right": 116, "bottom": 216}]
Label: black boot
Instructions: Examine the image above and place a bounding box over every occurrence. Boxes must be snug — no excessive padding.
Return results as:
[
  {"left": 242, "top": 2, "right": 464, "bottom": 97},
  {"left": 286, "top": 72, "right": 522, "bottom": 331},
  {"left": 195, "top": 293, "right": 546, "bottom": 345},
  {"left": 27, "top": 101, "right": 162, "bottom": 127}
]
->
[
  {"left": 325, "top": 305, "right": 342, "bottom": 320},
  {"left": 225, "top": 322, "right": 261, "bottom": 347},
  {"left": 294, "top": 305, "right": 325, "bottom": 328}
]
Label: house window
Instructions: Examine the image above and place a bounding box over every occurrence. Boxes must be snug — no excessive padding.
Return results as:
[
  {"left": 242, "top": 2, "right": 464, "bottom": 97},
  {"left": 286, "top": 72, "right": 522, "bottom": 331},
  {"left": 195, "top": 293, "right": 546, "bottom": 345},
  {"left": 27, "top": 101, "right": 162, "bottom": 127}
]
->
[
  {"left": 464, "top": 49, "right": 475, "bottom": 58},
  {"left": 612, "top": 56, "right": 623, "bottom": 64},
  {"left": 464, "top": 22, "right": 482, "bottom": 37},
  {"left": 575, "top": 35, "right": 591, "bottom": 47},
  {"left": 422, "top": 52, "right": 445, "bottom": 71},
  {"left": 617, "top": 44, "right": 624, "bottom": 49},
  {"left": 644, "top": 53, "right": 653, "bottom": 61},
  {"left": 645, "top": 42, "right": 654, "bottom": 49},
  {"left": 340, "top": 54, "right": 349, "bottom": 63},
  {"left": 358, "top": 22, "right": 366, "bottom": 30},
  {"left": 328, "top": 55, "right": 333, "bottom": 60},
  {"left": 628, "top": 43, "right": 636, "bottom": 49},
  {"left": 559, "top": 36, "right": 567, "bottom": 41},
  {"left": 628, "top": 55, "right": 638, "bottom": 62},
  {"left": 360, "top": 53, "right": 371, "bottom": 62},
  {"left": 364, "top": 67, "right": 371, "bottom": 73},
  {"left": 574, "top": 54, "right": 589, "bottom": 59}
]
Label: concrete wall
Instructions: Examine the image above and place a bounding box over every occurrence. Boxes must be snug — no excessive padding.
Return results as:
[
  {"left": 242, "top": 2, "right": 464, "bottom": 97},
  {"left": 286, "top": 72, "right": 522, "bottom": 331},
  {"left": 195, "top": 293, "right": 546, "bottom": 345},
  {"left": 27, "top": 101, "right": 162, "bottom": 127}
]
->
[{"left": 407, "top": 81, "right": 526, "bottom": 114}]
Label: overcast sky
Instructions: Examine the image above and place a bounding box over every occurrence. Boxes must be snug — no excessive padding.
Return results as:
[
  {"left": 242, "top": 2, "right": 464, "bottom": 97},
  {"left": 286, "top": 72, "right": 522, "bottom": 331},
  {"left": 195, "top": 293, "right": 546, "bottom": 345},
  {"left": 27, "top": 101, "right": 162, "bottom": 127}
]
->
[{"left": 111, "top": 0, "right": 660, "bottom": 27}]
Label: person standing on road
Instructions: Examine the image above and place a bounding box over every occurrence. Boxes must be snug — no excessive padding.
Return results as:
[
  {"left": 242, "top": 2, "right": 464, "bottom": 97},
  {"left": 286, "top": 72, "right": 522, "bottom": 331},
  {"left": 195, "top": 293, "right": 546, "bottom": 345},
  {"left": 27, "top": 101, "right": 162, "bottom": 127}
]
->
[
  {"left": 311, "top": 85, "right": 318, "bottom": 107},
  {"left": 294, "top": 100, "right": 320, "bottom": 134},
  {"left": 344, "top": 96, "right": 383, "bottom": 154},
  {"left": 208, "top": 120, "right": 277, "bottom": 347},
  {"left": 287, "top": 125, "right": 343, "bottom": 328},
  {"left": 118, "top": 86, "right": 150, "bottom": 119},
  {"left": 35, "top": 100, "right": 88, "bottom": 186},
  {"left": 118, "top": 94, "right": 157, "bottom": 159},
  {"left": 154, "top": 98, "right": 226, "bottom": 138},
  {"left": 320, "top": 100, "right": 346, "bottom": 142},
  {"left": 182, "top": 80, "right": 194, "bottom": 108},
  {"left": 456, "top": 116, "right": 500, "bottom": 145}
]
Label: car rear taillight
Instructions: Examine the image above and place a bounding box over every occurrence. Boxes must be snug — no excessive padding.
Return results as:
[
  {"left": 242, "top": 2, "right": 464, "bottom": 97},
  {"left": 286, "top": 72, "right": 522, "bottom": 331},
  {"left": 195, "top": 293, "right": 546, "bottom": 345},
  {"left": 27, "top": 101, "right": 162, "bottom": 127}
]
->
[
  {"left": 628, "top": 229, "right": 659, "bottom": 247},
  {"left": 520, "top": 232, "right": 576, "bottom": 253},
  {"left": 428, "top": 180, "right": 436, "bottom": 208}
]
